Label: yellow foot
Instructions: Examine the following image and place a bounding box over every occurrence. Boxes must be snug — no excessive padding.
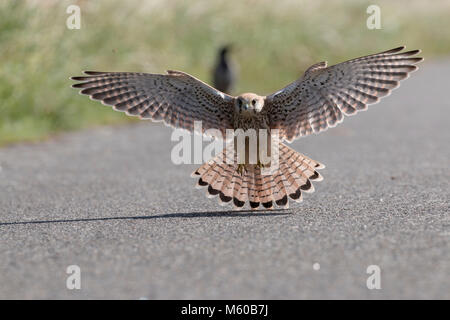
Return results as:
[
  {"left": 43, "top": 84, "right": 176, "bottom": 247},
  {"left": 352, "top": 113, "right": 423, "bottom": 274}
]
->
[
  {"left": 236, "top": 164, "right": 247, "bottom": 176},
  {"left": 256, "top": 160, "right": 269, "bottom": 169}
]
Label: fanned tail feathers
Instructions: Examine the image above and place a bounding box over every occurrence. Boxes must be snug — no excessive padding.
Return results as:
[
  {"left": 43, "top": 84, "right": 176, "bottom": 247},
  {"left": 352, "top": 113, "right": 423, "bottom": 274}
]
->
[{"left": 192, "top": 143, "right": 324, "bottom": 210}]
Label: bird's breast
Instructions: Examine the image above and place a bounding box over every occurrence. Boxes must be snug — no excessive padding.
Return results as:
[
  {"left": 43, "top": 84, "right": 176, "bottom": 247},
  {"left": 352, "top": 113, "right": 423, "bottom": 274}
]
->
[{"left": 233, "top": 113, "right": 269, "bottom": 131}]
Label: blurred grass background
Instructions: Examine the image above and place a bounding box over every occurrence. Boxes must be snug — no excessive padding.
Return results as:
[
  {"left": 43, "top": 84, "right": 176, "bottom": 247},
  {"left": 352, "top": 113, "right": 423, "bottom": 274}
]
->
[{"left": 1, "top": 0, "right": 449, "bottom": 146}]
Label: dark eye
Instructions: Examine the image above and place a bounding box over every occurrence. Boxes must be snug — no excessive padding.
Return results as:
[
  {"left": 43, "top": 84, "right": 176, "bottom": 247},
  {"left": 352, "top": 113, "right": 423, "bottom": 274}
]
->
[
  {"left": 252, "top": 99, "right": 257, "bottom": 106},
  {"left": 238, "top": 99, "right": 242, "bottom": 107}
]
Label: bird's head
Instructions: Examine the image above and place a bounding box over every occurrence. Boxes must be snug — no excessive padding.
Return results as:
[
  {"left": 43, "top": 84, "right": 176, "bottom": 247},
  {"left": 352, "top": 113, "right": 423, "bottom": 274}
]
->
[
  {"left": 220, "top": 45, "right": 232, "bottom": 57},
  {"left": 234, "top": 93, "right": 264, "bottom": 116}
]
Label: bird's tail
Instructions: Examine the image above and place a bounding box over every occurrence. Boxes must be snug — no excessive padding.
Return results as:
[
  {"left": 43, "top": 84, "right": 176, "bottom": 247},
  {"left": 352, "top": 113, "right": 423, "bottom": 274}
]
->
[{"left": 192, "top": 143, "right": 325, "bottom": 209}]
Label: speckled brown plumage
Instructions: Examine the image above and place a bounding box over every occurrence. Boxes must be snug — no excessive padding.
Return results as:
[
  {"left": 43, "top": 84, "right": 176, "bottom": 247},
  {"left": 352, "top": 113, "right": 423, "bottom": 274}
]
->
[{"left": 71, "top": 46, "right": 422, "bottom": 210}]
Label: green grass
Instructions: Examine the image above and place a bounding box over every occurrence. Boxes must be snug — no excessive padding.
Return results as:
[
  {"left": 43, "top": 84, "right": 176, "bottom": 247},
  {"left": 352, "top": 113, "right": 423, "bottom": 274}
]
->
[{"left": 1, "top": 0, "right": 449, "bottom": 146}]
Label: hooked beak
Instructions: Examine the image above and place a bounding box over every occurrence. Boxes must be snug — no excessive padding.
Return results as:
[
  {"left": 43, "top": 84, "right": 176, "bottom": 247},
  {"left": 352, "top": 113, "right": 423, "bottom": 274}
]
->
[{"left": 240, "top": 102, "right": 254, "bottom": 117}]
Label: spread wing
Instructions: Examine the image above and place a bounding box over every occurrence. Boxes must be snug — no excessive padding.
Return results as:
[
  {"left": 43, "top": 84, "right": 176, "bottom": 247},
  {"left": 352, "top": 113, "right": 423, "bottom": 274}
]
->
[
  {"left": 71, "top": 70, "right": 235, "bottom": 136},
  {"left": 264, "top": 46, "right": 423, "bottom": 142}
]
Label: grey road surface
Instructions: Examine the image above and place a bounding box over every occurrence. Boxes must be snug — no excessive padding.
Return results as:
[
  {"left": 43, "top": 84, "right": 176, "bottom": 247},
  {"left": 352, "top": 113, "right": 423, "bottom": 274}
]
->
[{"left": 0, "top": 60, "right": 449, "bottom": 299}]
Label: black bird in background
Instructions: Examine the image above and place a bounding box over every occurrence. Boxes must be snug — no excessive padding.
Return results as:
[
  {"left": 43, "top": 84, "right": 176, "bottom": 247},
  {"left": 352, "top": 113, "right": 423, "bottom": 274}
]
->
[{"left": 212, "top": 45, "right": 234, "bottom": 94}]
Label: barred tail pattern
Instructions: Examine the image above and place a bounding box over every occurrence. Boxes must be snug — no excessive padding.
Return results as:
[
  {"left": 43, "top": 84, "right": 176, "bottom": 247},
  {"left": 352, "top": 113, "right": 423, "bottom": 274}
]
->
[{"left": 192, "top": 143, "right": 324, "bottom": 209}]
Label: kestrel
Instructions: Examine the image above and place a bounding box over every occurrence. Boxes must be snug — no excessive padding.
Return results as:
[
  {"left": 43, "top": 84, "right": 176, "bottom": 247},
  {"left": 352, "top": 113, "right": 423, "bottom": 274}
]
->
[{"left": 71, "top": 46, "right": 422, "bottom": 209}]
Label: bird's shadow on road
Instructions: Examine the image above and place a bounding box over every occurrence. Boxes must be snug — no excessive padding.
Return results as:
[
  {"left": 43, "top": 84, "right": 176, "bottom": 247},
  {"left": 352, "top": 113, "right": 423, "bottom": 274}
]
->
[{"left": 0, "top": 209, "right": 290, "bottom": 226}]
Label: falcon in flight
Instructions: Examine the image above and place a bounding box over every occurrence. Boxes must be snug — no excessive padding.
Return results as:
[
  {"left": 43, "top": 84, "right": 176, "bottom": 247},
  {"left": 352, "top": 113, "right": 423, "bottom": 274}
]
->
[{"left": 71, "top": 46, "right": 422, "bottom": 209}]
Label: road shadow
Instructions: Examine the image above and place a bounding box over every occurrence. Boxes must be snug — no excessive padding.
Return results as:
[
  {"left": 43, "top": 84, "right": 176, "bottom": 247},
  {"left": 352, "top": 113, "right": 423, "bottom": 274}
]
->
[{"left": 0, "top": 209, "right": 291, "bottom": 226}]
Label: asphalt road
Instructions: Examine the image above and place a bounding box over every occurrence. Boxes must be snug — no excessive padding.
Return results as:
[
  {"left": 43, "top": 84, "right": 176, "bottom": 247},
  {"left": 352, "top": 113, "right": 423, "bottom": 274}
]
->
[{"left": 0, "top": 60, "right": 449, "bottom": 299}]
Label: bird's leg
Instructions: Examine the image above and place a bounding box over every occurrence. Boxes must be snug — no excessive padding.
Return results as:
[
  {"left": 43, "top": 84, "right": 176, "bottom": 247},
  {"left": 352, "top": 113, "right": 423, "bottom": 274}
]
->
[
  {"left": 256, "top": 160, "right": 268, "bottom": 169},
  {"left": 236, "top": 164, "right": 247, "bottom": 176}
]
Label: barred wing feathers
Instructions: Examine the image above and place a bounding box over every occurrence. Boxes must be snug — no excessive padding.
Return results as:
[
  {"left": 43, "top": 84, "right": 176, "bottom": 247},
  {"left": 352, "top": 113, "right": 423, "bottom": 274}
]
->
[
  {"left": 71, "top": 70, "right": 235, "bottom": 136},
  {"left": 265, "top": 46, "right": 423, "bottom": 142}
]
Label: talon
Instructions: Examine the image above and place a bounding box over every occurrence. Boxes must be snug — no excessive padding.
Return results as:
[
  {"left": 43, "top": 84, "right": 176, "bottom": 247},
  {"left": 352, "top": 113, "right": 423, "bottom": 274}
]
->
[
  {"left": 236, "top": 164, "right": 247, "bottom": 176},
  {"left": 256, "top": 160, "right": 268, "bottom": 169}
]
